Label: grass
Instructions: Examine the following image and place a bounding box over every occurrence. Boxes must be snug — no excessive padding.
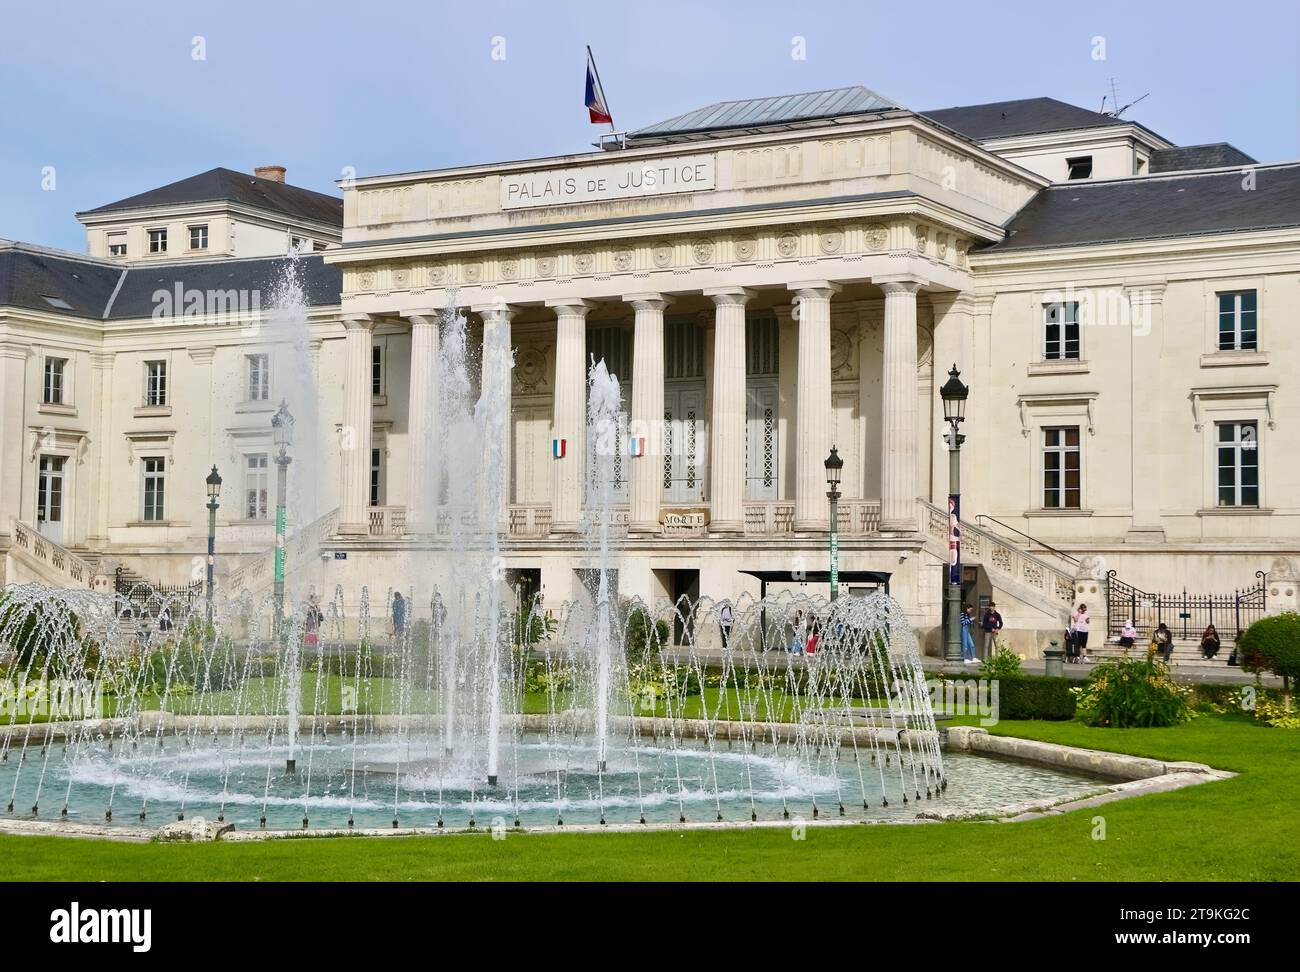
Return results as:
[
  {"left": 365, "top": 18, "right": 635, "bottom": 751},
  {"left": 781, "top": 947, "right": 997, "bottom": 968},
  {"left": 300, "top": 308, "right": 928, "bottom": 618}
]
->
[{"left": 2, "top": 711, "right": 1296, "bottom": 881}]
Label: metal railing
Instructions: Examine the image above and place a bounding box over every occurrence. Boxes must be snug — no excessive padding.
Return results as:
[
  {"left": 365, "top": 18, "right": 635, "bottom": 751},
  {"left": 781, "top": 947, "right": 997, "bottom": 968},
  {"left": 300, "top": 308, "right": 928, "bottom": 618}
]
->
[{"left": 974, "top": 514, "right": 1081, "bottom": 567}]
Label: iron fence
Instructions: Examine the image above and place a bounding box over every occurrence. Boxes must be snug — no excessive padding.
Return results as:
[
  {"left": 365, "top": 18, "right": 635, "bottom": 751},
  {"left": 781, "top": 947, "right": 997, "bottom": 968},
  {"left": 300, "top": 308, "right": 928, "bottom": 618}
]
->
[{"left": 1106, "top": 570, "right": 1267, "bottom": 643}]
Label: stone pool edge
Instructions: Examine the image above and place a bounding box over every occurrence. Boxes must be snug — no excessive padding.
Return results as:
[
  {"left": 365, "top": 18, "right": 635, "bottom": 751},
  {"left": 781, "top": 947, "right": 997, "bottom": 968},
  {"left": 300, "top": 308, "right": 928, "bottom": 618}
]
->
[{"left": 0, "top": 722, "right": 1235, "bottom": 842}]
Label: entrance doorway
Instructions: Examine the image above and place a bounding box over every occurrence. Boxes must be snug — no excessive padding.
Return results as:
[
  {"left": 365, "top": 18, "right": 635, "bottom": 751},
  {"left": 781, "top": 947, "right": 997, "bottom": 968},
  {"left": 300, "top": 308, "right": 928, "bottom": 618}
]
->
[
  {"left": 669, "top": 568, "right": 699, "bottom": 646},
  {"left": 37, "top": 455, "right": 66, "bottom": 543}
]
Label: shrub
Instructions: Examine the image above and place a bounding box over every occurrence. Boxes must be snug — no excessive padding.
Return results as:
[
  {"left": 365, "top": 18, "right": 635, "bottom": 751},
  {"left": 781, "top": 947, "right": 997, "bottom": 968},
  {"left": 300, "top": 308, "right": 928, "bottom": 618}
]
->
[
  {"left": 624, "top": 607, "right": 670, "bottom": 660},
  {"left": 979, "top": 639, "right": 1025, "bottom": 680},
  {"left": 1254, "top": 692, "right": 1300, "bottom": 730},
  {"left": 1237, "top": 612, "right": 1300, "bottom": 686},
  {"left": 1074, "top": 657, "right": 1193, "bottom": 728}
]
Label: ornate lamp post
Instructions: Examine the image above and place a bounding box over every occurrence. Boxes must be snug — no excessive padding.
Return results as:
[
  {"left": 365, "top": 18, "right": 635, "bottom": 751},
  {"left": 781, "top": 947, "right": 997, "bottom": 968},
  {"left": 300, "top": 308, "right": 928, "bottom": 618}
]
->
[
  {"left": 272, "top": 400, "right": 295, "bottom": 632},
  {"left": 940, "top": 365, "right": 969, "bottom": 665},
  {"left": 825, "top": 446, "right": 843, "bottom": 601},
  {"left": 205, "top": 466, "right": 222, "bottom": 623}
]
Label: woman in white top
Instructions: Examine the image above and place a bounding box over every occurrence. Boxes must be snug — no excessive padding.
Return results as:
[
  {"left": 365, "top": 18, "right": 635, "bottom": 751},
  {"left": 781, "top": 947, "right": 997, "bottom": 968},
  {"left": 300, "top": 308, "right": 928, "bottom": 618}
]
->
[{"left": 1071, "top": 603, "right": 1092, "bottom": 662}]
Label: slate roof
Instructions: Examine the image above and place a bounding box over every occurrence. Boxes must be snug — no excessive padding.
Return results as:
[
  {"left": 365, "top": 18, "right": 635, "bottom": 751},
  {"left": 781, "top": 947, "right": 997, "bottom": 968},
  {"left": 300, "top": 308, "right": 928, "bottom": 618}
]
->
[
  {"left": 77, "top": 168, "right": 343, "bottom": 227},
  {"left": 922, "top": 97, "right": 1132, "bottom": 141},
  {"left": 1149, "top": 143, "right": 1257, "bottom": 173},
  {"left": 987, "top": 163, "right": 1300, "bottom": 250},
  {"left": 0, "top": 244, "right": 341, "bottom": 320},
  {"left": 629, "top": 86, "right": 902, "bottom": 141}
]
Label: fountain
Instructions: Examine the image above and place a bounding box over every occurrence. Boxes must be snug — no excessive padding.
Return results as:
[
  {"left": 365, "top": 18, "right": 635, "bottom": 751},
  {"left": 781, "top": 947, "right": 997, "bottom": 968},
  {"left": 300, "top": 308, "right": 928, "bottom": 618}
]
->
[{"left": 0, "top": 298, "right": 1108, "bottom": 835}]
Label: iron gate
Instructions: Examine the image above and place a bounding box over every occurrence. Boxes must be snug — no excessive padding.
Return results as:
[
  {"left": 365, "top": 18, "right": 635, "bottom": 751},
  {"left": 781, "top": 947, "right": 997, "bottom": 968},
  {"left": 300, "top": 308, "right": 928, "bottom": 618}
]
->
[{"left": 1107, "top": 570, "right": 1267, "bottom": 642}]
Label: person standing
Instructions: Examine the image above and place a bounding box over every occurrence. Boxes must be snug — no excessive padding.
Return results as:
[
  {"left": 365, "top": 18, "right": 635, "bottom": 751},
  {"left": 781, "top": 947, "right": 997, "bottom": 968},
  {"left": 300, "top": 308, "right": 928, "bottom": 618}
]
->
[
  {"left": 1071, "top": 602, "right": 1092, "bottom": 663},
  {"left": 392, "top": 591, "right": 408, "bottom": 639},
  {"left": 304, "top": 593, "right": 323, "bottom": 647},
  {"left": 960, "top": 605, "right": 977, "bottom": 663},
  {"left": 980, "top": 602, "right": 1003, "bottom": 658},
  {"left": 719, "top": 601, "right": 735, "bottom": 650}
]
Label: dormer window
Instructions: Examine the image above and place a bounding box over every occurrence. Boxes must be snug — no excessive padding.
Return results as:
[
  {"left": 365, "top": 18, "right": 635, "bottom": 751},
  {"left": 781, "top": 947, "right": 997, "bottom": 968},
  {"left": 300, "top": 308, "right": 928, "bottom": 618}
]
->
[
  {"left": 189, "top": 225, "right": 209, "bottom": 250},
  {"left": 108, "top": 234, "right": 127, "bottom": 258},
  {"left": 1066, "top": 156, "right": 1093, "bottom": 180},
  {"left": 148, "top": 229, "right": 168, "bottom": 254}
]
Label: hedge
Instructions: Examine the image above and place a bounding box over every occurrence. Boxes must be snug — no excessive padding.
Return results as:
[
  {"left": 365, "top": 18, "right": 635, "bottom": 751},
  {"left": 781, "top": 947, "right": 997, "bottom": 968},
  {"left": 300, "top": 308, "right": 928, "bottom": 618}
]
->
[{"left": 943, "top": 673, "right": 1077, "bottom": 720}]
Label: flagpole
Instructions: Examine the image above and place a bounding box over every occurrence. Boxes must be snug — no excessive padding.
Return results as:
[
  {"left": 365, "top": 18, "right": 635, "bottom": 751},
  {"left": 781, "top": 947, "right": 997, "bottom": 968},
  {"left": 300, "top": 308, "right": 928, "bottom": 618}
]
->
[{"left": 587, "top": 44, "right": 617, "bottom": 134}]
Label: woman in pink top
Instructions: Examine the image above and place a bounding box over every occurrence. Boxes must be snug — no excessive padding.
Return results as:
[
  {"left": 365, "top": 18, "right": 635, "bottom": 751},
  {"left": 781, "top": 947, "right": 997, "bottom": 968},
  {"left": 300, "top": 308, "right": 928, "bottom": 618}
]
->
[{"left": 1071, "top": 603, "right": 1092, "bottom": 662}]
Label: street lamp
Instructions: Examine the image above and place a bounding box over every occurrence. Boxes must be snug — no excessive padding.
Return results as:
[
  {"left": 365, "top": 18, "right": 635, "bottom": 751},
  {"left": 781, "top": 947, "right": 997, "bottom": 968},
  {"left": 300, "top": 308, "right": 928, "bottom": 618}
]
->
[
  {"left": 272, "top": 400, "right": 295, "bottom": 632},
  {"left": 205, "top": 465, "right": 222, "bottom": 623},
  {"left": 940, "top": 365, "right": 969, "bottom": 665},
  {"left": 825, "top": 446, "right": 843, "bottom": 601}
]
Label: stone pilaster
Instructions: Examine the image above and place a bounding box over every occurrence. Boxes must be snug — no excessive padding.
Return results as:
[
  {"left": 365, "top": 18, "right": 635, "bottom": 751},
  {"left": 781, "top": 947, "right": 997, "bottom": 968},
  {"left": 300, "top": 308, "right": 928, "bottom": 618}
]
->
[
  {"left": 928, "top": 292, "right": 975, "bottom": 505},
  {"left": 548, "top": 299, "right": 594, "bottom": 534},
  {"left": 338, "top": 316, "right": 375, "bottom": 536},
  {"left": 404, "top": 310, "right": 440, "bottom": 533},
  {"left": 790, "top": 281, "right": 840, "bottom": 532},
  {"left": 0, "top": 342, "right": 28, "bottom": 544},
  {"left": 705, "top": 287, "right": 752, "bottom": 533},
  {"left": 879, "top": 277, "right": 924, "bottom": 533},
  {"left": 1126, "top": 282, "right": 1167, "bottom": 541},
  {"left": 627, "top": 294, "right": 669, "bottom": 534}
]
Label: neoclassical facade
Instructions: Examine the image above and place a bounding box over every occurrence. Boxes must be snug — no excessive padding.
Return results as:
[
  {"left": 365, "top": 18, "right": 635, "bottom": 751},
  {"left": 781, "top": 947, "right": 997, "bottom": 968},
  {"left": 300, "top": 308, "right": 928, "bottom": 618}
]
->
[{"left": 3, "top": 87, "right": 1298, "bottom": 652}]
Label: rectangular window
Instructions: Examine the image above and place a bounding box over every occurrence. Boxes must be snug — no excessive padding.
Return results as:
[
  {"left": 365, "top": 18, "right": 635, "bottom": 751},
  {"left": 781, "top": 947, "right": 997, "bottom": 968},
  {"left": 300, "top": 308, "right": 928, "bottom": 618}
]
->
[
  {"left": 142, "top": 457, "right": 166, "bottom": 521},
  {"left": 108, "top": 235, "right": 127, "bottom": 258},
  {"left": 189, "top": 225, "right": 209, "bottom": 250},
  {"left": 1043, "top": 302, "right": 1080, "bottom": 360},
  {"left": 1066, "top": 156, "right": 1093, "bottom": 180},
  {"left": 290, "top": 236, "right": 307, "bottom": 252},
  {"left": 43, "top": 357, "right": 66, "bottom": 405},
  {"left": 1217, "top": 421, "right": 1259, "bottom": 507},
  {"left": 148, "top": 229, "right": 167, "bottom": 254},
  {"left": 144, "top": 360, "right": 167, "bottom": 406},
  {"left": 1217, "top": 290, "right": 1257, "bottom": 351},
  {"left": 244, "top": 454, "right": 270, "bottom": 520},
  {"left": 246, "top": 353, "right": 270, "bottom": 401},
  {"left": 1043, "top": 426, "right": 1081, "bottom": 509},
  {"left": 372, "top": 344, "right": 384, "bottom": 396},
  {"left": 370, "top": 447, "right": 383, "bottom": 506},
  {"left": 312, "top": 240, "right": 328, "bottom": 252}
]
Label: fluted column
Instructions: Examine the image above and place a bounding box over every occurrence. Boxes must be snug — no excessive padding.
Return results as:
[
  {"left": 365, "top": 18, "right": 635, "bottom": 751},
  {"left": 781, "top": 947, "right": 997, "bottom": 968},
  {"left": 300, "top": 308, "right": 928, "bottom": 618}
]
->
[
  {"left": 928, "top": 293, "right": 974, "bottom": 505},
  {"left": 338, "top": 315, "right": 375, "bottom": 536},
  {"left": 791, "top": 281, "right": 841, "bottom": 531},
  {"left": 476, "top": 303, "right": 515, "bottom": 528},
  {"left": 404, "top": 310, "right": 440, "bottom": 533},
  {"left": 879, "top": 278, "right": 924, "bottom": 533},
  {"left": 548, "top": 299, "right": 594, "bottom": 534},
  {"left": 627, "top": 293, "right": 669, "bottom": 533},
  {"left": 705, "top": 287, "right": 752, "bottom": 533}
]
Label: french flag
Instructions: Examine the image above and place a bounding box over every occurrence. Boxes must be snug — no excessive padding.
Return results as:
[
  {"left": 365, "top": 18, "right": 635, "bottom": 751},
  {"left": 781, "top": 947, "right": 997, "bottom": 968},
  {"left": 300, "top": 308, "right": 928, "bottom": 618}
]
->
[
  {"left": 629, "top": 436, "right": 646, "bottom": 458},
  {"left": 585, "top": 47, "right": 613, "bottom": 126},
  {"left": 553, "top": 438, "right": 567, "bottom": 459}
]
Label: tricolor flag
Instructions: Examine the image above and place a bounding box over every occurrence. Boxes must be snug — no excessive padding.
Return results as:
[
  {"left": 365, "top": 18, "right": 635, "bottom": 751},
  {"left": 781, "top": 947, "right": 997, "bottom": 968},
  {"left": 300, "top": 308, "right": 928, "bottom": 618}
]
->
[
  {"left": 629, "top": 436, "right": 646, "bottom": 458},
  {"left": 584, "top": 46, "right": 613, "bottom": 126},
  {"left": 553, "top": 438, "right": 567, "bottom": 459}
]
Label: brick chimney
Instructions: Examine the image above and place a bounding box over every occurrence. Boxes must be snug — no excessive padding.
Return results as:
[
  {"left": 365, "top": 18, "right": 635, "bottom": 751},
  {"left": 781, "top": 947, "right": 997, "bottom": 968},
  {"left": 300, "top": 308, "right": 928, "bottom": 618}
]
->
[{"left": 254, "top": 165, "right": 286, "bottom": 184}]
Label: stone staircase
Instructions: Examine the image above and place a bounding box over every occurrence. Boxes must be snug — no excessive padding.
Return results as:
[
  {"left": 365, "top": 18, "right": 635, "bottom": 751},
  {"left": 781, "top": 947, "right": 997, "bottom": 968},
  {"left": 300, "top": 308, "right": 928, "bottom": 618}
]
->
[
  {"left": 1086, "top": 638, "right": 1239, "bottom": 670},
  {"left": 5, "top": 520, "right": 98, "bottom": 589},
  {"left": 919, "top": 499, "right": 1076, "bottom": 628},
  {"left": 222, "top": 507, "right": 339, "bottom": 597}
]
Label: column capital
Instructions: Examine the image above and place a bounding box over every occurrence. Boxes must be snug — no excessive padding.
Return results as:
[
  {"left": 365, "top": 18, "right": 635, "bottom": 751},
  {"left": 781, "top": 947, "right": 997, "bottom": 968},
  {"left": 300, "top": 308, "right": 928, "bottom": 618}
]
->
[
  {"left": 342, "top": 314, "right": 377, "bottom": 331},
  {"left": 624, "top": 292, "right": 672, "bottom": 312},
  {"left": 545, "top": 298, "right": 597, "bottom": 316},
  {"left": 400, "top": 306, "right": 443, "bottom": 323},
  {"left": 876, "top": 276, "right": 927, "bottom": 296},
  {"left": 473, "top": 302, "right": 517, "bottom": 323},
  {"left": 703, "top": 287, "right": 755, "bottom": 307},
  {"left": 787, "top": 280, "right": 843, "bottom": 300}
]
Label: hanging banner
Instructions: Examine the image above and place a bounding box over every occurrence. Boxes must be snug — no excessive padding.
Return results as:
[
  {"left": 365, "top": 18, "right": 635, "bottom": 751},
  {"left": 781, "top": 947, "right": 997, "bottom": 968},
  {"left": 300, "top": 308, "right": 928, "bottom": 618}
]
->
[{"left": 948, "top": 494, "right": 961, "bottom": 586}]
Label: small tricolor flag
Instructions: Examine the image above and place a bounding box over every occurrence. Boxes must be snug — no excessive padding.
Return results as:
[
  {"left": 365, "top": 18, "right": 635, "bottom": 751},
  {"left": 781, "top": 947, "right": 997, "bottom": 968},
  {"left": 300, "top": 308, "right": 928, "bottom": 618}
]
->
[
  {"left": 584, "top": 46, "right": 613, "bottom": 126},
  {"left": 629, "top": 436, "right": 647, "bottom": 458},
  {"left": 553, "top": 438, "right": 567, "bottom": 459}
]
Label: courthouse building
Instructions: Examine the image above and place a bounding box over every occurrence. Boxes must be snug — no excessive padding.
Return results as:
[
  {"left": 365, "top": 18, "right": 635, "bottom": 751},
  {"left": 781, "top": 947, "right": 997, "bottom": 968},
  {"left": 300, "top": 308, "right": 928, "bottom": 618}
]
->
[{"left": 2, "top": 87, "right": 1298, "bottom": 651}]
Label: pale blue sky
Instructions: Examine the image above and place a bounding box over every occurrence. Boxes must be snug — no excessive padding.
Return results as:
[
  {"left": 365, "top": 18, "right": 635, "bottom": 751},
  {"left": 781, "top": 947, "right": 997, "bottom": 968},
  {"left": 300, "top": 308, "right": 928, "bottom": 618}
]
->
[{"left": 3, "top": 0, "right": 1297, "bottom": 251}]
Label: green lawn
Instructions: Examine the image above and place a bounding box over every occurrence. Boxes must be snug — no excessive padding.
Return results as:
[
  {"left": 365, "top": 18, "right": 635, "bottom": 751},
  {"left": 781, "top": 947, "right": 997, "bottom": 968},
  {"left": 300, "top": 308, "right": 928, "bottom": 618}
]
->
[{"left": 2, "top": 711, "right": 1296, "bottom": 881}]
